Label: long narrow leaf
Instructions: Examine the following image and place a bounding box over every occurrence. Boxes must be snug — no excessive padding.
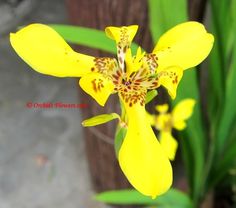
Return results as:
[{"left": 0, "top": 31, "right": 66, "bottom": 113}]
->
[
  {"left": 206, "top": 0, "right": 236, "bottom": 196},
  {"left": 207, "top": 0, "right": 234, "bottom": 132},
  {"left": 214, "top": 0, "right": 236, "bottom": 155},
  {"left": 82, "top": 113, "right": 120, "bottom": 127},
  {"left": 148, "top": 0, "right": 187, "bottom": 42},
  {"left": 209, "top": 139, "right": 236, "bottom": 189},
  {"left": 95, "top": 189, "right": 193, "bottom": 208},
  {"left": 50, "top": 24, "right": 139, "bottom": 54}
]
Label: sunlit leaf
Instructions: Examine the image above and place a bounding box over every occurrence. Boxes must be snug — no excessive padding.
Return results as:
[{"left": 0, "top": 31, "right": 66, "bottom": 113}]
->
[
  {"left": 215, "top": 18, "right": 236, "bottom": 154},
  {"left": 82, "top": 113, "right": 120, "bottom": 127},
  {"left": 114, "top": 126, "right": 127, "bottom": 156},
  {"left": 145, "top": 90, "right": 158, "bottom": 104},
  {"left": 148, "top": 0, "right": 187, "bottom": 42},
  {"left": 50, "top": 24, "right": 139, "bottom": 54},
  {"left": 95, "top": 189, "right": 193, "bottom": 208}
]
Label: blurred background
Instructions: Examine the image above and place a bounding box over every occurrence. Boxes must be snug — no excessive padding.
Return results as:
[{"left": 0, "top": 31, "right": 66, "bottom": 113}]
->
[
  {"left": 0, "top": 0, "right": 108, "bottom": 207},
  {"left": 0, "top": 0, "right": 236, "bottom": 208}
]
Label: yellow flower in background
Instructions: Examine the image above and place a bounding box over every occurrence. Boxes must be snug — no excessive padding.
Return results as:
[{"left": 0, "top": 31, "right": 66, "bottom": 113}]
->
[
  {"left": 148, "top": 99, "right": 196, "bottom": 161},
  {"left": 10, "top": 22, "right": 213, "bottom": 198}
]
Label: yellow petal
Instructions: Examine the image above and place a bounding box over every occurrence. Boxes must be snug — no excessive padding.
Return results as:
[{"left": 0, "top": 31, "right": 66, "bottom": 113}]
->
[
  {"left": 157, "top": 66, "right": 183, "bottom": 99},
  {"left": 155, "top": 104, "right": 169, "bottom": 113},
  {"left": 10, "top": 24, "right": 96, "bottom": 77},
  {"left": 146, "top": 111, "right": 155, "bottom": 126},
  {"left": 126, "top": 47, "right": 145, "bottom": 74},
  {"left": 153, "top": 21, "right": 214, "bottom": 71},
  {"left": 105, "top": 25, "right": 138, "bottom": 70},
  {"left": 79, "top": 73, "right": 114, "bottom": 106},
  {"left": 155, "top": 114, "right": 172, "bottom": 131},
  {"left": 173, "top": 120, "right": 186, "bottom": 130},
  {"left": 160, "top": 132, "right": 178, "bottom": 161},
  {"left": 172, "top": 99, "right": 196, "bottom": 130},
  {"left": 119, "top": 101, "right": 172, "bottom": 198}
]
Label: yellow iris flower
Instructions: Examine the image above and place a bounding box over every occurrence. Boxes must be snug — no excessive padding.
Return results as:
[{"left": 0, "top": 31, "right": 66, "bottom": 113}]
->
[
  {"left": 148, "top": 99, "right": 196, "bottom": 161},
  {"left": 10, "top": 22, "right": 213, "bottom": 198}
]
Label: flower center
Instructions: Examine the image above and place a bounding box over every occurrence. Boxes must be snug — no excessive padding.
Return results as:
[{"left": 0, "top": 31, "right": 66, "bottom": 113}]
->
[
  {"left": 92, "top": 56, "right": 160, "bottom": 107},
  {"left": 156, "top": 114, "right": 173, "bottom": 132},
  {"left": 111, "top": 67, "right": 159, "bottom": 107},
  {"left": 124, "top": 80, "right": 131, "bottom": 86}
]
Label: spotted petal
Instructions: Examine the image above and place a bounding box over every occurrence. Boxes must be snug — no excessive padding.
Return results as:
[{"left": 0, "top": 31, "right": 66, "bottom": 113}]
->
[
  {"left": 153, "top": 21, "right": 214, "bottom": 71},
  {"left": 105, "top": 25, "right": 138, "bottom": 70},
  {"left": 10, "top": 24, "right": 98, "bottom": 77},
  {"left": 79, "top": 73, "right": 114, "bottom": 106},
  {"left": 160, "top": 132, "right": 178, "bottom": 161},
  {"left": 118, "top": 101, "right": 172, "bottom": 198},
  {"left": 157, "top": 66, "right": 183, "bottom": 99},
  {"left": 105, "top": 25, "right": 138, "bottom": 46},
  {"left": 142, "top": 53, "right": 159, "bottom": 74}
]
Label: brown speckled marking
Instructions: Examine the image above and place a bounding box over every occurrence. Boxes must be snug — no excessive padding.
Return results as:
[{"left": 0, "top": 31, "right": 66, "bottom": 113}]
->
[
  {"left": 157, "top": 70, "right": 181, "bottom": 87},
  {"left": 91, "top": 78, "right": 104, "bottom": 93},
  {"left": 92, "top": 79, "right": 97, "bottom": 92},
  {"left": 172, "top": 76, "right": 178, "bottom": 84},
  {"left": 116, "top": 27, "right": 132, "bottom": 70},
  {"left": 108, "top": 67, "right": 160, "bottom": 106},
  {"left": 143, "top": 53, "right": 158, "bottom": 73},
  {"left": 93, "top": 57, "right": 118, "bottom": 75}
]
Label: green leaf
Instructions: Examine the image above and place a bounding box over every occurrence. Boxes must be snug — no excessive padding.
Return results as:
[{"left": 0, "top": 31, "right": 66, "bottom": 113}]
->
[
  {"left": 50, "top": 24, "right": 139, "bottom": 54},
  {"left": 148, "top": 0, "right": 187, "bottom": 42},
  {"left": 175, "top": 70, "right": 206, "bottom": 203},
  {"left": 145, "top": 90, "right": 158, "bottom": 104},
  {"left": 216, "top": 33, "right": 236, "bottom": 153},
  {"left": 208, "top": 117, "right": 236, "bottom": 189},
  {"left": 114, "top": 126, "right": 127, "bottom": 156},
  {"left": 209, "top": 141, "right": 236, "bottom": 189},
  {"left": 202, "top": 0, "right": 236, "bottom": 198},
  {"left": 95, "top": 189, "right": 193, "bottom": 208},
  {"left": 82, "top": 113, "right": 120, "bottom": 127},
  {"left": 207, "top": 0, "right": 236, "bottom": 137}
]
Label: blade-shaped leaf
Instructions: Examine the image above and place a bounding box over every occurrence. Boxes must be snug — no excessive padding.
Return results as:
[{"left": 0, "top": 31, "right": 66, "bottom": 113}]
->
[
  {"left": 207, "top": 0, "right": 235, "bottom": 130},
  {"left": 209, "top": 139, "right": 236, "bottom": 189},
  {"left": 50, "top": 24, "right": 139, "bottom": 54},
  {"left": 114, "top": 126, "right": 127, "bottom": 156},
  {"left": 145, "top": 90, "right": 158, "bottom": 104},
  {"left": 148, "top": 0, "right": 187, "bottom": 42},
  {"left": 95, "top": 189, "right": 193, "bottom": 208},
  {"left": 214, "top": 0, "right": 236, "bottom": 155},
  {"left": 82, "top": 113, "right": 120, "bottom": 127}
]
